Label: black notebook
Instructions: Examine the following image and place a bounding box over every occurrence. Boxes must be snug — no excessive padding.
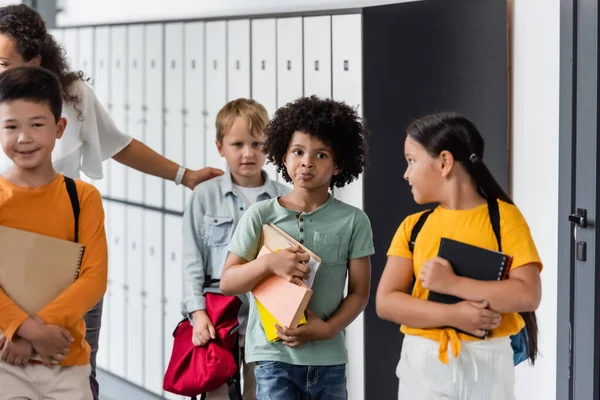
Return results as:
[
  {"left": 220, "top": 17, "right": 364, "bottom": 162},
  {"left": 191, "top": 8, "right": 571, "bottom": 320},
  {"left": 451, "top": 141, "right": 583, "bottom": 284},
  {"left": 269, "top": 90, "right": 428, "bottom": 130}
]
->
[{"left": 427, "top": 237, "right": 513, "bottom": 338}]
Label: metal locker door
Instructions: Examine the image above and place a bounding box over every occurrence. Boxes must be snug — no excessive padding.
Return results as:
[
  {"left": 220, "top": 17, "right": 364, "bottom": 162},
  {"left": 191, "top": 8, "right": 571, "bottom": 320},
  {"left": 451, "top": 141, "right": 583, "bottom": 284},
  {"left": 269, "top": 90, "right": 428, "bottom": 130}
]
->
[
  {"left": 227, "top": 19, "right": 250, "bottom": 100},
  {"left": 276, "top": 17, "right": 303, "bottom": 107},
  {"left": 108, "top": 26, "right": 128, "bottom": 201},
  {"left": 126, "top": 206, "right": 144, "bottom": 386},
  {"left": 96, "top": 201, "right": 110, "bottom": 370},
  {"left": 303, "top": 16, "right": 332, "bottom": 99},
  {"left": 127, "top": 25, "right": 145, "bottom": 204},
  {"left": 93, "top": 27, "right": 111, "bottom": 197},
  {"left": 251, "top": 18, "right": 279, "bottom": 181},
  {"left": 108, "top": 202, "right": 127, "bottom": 378},
  {"left": 165, "top": 23, "right": 185, "bottom": 213},
  {"left": 144, "top": 24, "right": 165, "bottom": 208},
  {"left": 184, "top": 22, "right": 205, "bottom": 207},
  {"left": 163, "top": 215, "right": 184, "bottom": 400},
  {"left": 205, "top": 21, "right": 227, "bottom": 173},
  {"left": 62, "top": 28, "right": 78, "bottom": 72},
  {"left": 143, "top": 210, "right": 164, "bottom": 396},
  {"left": 76, "top": 27, "right": 96, "bottom": 185}
]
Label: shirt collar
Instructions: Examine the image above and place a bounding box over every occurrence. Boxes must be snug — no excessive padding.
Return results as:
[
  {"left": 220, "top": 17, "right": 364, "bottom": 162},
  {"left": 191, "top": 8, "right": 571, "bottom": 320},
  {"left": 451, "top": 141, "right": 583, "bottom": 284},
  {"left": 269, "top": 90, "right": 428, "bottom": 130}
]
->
[{"left": 220, "top": 169, "right": 281, "bottom": 199}]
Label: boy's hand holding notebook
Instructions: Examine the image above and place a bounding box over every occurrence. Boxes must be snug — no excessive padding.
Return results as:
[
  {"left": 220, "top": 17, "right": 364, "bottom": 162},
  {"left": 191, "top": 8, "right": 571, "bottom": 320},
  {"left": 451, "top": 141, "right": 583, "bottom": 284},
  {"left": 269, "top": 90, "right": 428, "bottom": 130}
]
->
[{"left": 424, "top": 237, "right": 513, "bottom": 338}]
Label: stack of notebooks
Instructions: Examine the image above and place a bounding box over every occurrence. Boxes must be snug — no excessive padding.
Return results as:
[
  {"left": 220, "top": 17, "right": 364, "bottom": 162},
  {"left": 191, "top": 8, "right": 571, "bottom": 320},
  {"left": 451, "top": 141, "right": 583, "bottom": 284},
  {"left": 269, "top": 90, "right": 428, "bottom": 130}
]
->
[
  {"left": 0, "top": 226, "right": 85, "bottom": 358},
  {"left": 252, "top": 223, "right": 321, "bottom": 342},
  {"left": 429, "top": 237, "right": 513, "bottom": 338}
]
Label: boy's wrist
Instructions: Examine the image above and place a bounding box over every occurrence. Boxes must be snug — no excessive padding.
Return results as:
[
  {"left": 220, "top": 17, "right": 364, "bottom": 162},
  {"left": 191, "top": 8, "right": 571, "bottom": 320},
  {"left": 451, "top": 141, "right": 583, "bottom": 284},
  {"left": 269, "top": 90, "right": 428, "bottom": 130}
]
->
[{"left": 16, "top": 317, "right": 43, "bottom": 342}]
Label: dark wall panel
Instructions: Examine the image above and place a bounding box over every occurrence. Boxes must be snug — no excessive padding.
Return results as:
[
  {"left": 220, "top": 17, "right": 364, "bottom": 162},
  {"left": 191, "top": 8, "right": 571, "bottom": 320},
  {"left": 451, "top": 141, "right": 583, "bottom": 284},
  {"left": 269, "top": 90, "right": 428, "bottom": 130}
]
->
[{"left": 362, "top": 0, "right": 508, "bottom": 397}]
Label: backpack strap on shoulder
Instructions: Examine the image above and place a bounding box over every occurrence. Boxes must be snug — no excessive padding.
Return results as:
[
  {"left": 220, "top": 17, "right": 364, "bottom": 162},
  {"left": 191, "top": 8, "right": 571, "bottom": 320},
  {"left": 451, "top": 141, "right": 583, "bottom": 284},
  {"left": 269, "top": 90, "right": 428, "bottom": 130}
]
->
[
  {"left": 487, "top": 198, "right": 501, "bottom": 252},
  {"left": 409, "top": 209, "right": 434, "bottom": 253},
  {"left": 64, "top": 177, "right": 80, "bottom": 243}
]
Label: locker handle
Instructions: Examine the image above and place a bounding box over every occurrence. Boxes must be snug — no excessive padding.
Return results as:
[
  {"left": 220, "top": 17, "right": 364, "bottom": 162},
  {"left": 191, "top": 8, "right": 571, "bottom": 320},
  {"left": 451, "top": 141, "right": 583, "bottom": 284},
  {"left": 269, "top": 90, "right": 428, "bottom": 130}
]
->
[
  {"left": 191, "top": 60, "right": 196, "bottom": 69},
  {"left": 213, "top": 60, "right": 218, "bottom": 70},
  {"left": 261, "top": 60, "right": 266, "bottom": 70},
  {"left": 116, "top": 60, "right": 121, "bottom": 68},
  {"left": 99, "top": 60, "right": 104, "bottom": 68},
  {"left": 171, "top": 252, "right": 176, "bottom": 261},
  {"left": 171, "top": 60, "right": 176, "bottom": 69},
  {"left": 132, "top": 241, "right": 136, "bottom": 250},
  {"left": 151, "top": 59, "right": 156, "bottom": 68},
  {"left": 344, "top": 60, "right": 349, "bottom": 71},
  {"left": 314, "top": 60, "right": 319, "bottom": 71},
  {"left": 115, "top": 237, "right": 119, "bottom": 245},
  {"left": 287, "top": 60, "right": 291, "bottom": 70},
  {"left": 149, "top": 246, "right": 155, "bottom": 256},
  {"left": 235, "top": 60, "right": 240, "bottom": 70},
  {"left": 133, "top": 59, "right": 137, "bottom": 68}
]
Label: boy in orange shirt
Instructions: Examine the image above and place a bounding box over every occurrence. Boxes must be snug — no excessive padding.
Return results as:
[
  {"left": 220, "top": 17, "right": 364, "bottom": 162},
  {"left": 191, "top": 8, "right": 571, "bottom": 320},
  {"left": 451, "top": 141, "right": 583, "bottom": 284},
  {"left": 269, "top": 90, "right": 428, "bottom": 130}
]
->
[{"left": 0, "top": 66, "right": 107, "bottom": 400}]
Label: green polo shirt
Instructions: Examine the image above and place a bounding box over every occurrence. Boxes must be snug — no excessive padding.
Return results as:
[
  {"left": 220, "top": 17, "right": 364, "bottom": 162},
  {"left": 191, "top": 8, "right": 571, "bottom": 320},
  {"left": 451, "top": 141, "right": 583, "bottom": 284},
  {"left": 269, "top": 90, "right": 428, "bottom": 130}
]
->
[{"left": 228, "top": 195, "right": 374, "bottom": 365}]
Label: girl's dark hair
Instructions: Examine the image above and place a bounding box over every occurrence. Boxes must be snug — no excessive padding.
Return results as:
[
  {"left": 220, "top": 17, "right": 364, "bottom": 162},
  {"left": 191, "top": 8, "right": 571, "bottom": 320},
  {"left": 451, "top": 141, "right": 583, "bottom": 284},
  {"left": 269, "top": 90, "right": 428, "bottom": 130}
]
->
[
  {"left": 407, "top": 112, "right": 539, "bottom": 364},
  {"left": 263, "top": 95, "right": 367, "bottom": 188},
  {"left": 0, "top": 5, "right": 83, "bottom": 108}
]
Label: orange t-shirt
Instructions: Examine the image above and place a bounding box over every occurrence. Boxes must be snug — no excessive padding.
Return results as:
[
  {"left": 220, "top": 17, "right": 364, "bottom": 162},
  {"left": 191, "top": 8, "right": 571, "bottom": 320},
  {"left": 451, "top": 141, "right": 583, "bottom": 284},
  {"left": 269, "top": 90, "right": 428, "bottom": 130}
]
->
[
  {"left": 387, "top": 200, "right": 542, "bottom": 363},
  {"left": 0, "top": 174, "right": 108, "bottom": 366}
]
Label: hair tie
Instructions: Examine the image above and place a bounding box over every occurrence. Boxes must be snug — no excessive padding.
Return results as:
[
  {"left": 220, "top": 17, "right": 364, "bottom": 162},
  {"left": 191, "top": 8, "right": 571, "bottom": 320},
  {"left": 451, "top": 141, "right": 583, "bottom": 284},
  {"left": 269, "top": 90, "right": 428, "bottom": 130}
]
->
[{"left": 469, "top": 153, "right": 480, "bottom": 163}]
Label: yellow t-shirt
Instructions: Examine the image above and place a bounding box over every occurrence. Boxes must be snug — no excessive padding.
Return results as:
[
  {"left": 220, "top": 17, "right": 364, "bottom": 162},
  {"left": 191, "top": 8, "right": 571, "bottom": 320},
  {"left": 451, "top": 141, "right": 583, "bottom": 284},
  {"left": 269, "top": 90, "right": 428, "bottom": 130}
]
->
[{"left": 387, "top": 200, "right": 542, "bottom": 363}]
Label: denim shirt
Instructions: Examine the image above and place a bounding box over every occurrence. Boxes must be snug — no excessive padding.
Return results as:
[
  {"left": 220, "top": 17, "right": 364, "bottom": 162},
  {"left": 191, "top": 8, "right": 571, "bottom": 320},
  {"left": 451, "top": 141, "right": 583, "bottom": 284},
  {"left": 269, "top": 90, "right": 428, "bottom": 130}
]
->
[{"left": 181, "top": 170, "right": 290, "bottom": 333}]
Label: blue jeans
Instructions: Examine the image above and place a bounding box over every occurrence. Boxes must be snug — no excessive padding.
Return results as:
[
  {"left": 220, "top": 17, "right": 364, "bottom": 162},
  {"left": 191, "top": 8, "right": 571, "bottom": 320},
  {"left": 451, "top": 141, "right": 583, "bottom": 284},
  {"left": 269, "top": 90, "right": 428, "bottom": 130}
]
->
[
  {"left": 254, "top": 361, "right": 347, "bottom": 400},
  {"left": 84, "top": 299, "right": 103, "bottom": 400}
]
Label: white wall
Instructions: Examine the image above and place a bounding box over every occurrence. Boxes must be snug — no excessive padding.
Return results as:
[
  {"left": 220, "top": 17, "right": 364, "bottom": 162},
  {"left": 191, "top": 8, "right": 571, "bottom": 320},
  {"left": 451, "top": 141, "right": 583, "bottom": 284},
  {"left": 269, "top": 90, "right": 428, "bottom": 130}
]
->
[
  {"left": 56, "top": 0, "right": 408, "bottom": 26},
  {"left": 50, "top": 0, "right": 561, "bottom": 399},
  {"left": 511, "top": 0, "right": 560, "bottom": 399}
]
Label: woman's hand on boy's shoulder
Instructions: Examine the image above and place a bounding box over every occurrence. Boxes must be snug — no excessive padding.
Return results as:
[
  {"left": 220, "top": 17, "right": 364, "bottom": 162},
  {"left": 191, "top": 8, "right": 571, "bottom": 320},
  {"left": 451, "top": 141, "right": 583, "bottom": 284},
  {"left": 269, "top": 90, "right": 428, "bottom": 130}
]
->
[{"left": 275, "top": 309, "right": 333, "bottom": 347}]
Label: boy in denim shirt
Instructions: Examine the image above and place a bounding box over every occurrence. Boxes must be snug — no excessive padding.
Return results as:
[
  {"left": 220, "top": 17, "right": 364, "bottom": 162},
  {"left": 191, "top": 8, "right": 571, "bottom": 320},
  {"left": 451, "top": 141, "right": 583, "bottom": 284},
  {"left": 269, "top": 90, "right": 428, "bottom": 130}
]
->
[
  {"left": 220, "top": 96, "right": 374, "bottom": 400},
  {"left": 181, "top": 98, "right": 289, "bottom": 399}
]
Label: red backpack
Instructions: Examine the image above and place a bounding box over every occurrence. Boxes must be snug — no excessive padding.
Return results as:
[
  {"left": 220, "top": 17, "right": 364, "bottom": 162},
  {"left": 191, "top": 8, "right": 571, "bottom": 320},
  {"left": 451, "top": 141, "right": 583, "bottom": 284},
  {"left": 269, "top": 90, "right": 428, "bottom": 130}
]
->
[{"left": 163, "top": 292, "right": 242, "bottom": 400}]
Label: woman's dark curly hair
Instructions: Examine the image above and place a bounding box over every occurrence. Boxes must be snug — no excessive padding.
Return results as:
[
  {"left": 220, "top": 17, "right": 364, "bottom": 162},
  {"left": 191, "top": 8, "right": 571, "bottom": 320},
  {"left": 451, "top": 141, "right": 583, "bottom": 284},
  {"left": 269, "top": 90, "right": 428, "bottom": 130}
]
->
[
  {"left": 0, "top": 5, "right": 83, "bottom": 109},
  {"left": 264, "top": 96, "right": 367, "bottom": 188}
]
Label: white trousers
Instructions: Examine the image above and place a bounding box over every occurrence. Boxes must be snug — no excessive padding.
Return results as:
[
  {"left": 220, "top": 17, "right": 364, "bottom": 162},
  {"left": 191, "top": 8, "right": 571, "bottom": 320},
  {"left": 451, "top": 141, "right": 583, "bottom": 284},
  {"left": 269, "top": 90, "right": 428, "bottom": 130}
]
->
[
  {"left": 397, "top": 335, "right": 515, "bottom": 400},
  {"left": 0, "top": 361, "right": 92, "bottom": 400}
]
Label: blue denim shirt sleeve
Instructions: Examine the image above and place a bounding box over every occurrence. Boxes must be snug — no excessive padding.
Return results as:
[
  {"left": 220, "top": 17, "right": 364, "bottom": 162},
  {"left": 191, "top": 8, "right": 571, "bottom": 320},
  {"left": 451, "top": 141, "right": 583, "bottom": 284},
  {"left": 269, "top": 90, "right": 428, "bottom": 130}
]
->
[{"left": 181, "top": 188, "right": 208, "bottom": 316}]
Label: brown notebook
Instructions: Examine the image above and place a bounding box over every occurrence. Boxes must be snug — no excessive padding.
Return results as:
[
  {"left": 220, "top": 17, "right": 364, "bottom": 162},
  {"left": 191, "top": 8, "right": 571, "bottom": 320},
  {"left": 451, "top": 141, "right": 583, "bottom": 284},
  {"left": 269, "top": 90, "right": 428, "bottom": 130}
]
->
[{"left": 0, "top": 225, "right": 85, "bottom": 315}]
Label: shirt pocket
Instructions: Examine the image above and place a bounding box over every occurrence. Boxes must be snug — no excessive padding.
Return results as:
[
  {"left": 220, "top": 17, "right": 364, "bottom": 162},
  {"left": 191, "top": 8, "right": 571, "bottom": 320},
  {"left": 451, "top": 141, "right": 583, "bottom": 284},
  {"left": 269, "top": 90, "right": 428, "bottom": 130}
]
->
[
  {"left": 313, "top": 231, "right": 342, "bottom": 264},
  {"left": 202, "top": 215, "right": 234, "bottom": 246}
]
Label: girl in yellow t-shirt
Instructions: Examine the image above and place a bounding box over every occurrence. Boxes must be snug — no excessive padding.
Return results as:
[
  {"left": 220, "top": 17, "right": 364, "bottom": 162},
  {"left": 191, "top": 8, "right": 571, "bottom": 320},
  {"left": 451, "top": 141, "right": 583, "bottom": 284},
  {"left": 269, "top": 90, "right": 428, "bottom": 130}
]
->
[{"left": 376, "top": 112, "right": 542, "bottom": 400}]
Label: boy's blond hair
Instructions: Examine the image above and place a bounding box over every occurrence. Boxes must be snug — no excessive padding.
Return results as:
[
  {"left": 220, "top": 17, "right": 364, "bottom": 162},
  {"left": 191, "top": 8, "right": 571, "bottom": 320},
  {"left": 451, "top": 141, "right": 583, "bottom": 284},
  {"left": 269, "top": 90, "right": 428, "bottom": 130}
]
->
[{"left": 215, "top": 98, "right": 269, "bottom": 142}]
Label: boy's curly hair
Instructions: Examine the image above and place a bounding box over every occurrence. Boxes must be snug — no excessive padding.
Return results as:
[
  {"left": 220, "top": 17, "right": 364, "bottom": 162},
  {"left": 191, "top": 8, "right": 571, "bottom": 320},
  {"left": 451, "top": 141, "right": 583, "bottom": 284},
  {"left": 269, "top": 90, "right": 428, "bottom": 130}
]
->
[
  {"left": 263, "top": 96, "right": 367, "bottom": 188},
  {"left": 0, "top": 5, "right": 83, "bottom": 110}
]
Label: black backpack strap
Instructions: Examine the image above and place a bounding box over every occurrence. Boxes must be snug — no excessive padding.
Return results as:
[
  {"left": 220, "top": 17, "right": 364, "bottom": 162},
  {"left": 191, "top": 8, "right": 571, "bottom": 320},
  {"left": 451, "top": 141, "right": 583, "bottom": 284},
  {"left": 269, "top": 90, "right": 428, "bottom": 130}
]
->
[
  {"left": 227, "top": 335, "right": 242, "bottom": 400},
  {"left": 487, "top": 198, "right": 502, "bottom": 252},
  {"left": 64, "top": 177, "right": 80, "bottom": 243},
  {"left": 409, "top": 209, "right": 434, "bottom": 253}
]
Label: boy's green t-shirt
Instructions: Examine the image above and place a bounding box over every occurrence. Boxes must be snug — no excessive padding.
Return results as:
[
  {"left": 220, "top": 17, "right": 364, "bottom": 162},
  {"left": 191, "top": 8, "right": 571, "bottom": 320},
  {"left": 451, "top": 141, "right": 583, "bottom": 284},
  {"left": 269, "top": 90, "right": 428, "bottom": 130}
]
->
[{"left": 228, "top": 195, "right": 374, "bottom": 365}]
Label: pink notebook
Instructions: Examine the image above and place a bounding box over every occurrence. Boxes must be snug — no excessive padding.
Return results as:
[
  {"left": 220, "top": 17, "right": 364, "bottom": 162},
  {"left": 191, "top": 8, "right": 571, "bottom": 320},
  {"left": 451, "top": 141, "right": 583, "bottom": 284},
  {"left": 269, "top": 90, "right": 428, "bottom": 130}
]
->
[{"left": 251, "top": 226, "right": 313, "bottom": 329}]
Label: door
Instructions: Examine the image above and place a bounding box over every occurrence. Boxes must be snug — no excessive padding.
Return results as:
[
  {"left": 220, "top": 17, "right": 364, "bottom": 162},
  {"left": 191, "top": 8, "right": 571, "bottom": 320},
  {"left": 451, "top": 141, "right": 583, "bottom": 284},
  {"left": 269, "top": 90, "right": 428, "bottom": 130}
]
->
[
  {"left": 127, "top": 25, "right": 145, "bottom": 204},
  {"left": 276, "top": 17, "right": 303, "bottom": 107},
  {"left": 205, "top": 21, "right": 227, "bottom": 172},
  {"left": 97, "top": 202, "right": 110, "bottom": 370},
  {"left": 76, "top": 28, "right": 96, "bottom": 185},
  {"left": 143, "top": 210, "right": 164, "bottom": 396},
  {"left": 184, "top": 22, "right": 205, "bottom": 207},
  {"left": 558, "top": 1, "right": 600, "bottom": 399},
  {"left": 165, "top": 23, "right": 185, "bottom": 212},
  {"left": 227, "top": 19, "right": 251, "bottom": 100},
  {"left": 303, "top": 16, "right": 332, "bottom": 99},
  {"left": 108, "top": 26, "right": 128, "bottom": 201},
  {"left": 93, "top": 27, "right": 111, "bottom": 197},
  {"left": 144, "top": 24, "right": 165, "bottom": 208},
  {"left": 62, "top": 28, "right": 79, "bottom": 72},
  {"left": 251, "top": 18, "right": 279, "bottom": 181},
  {"left": 126, "top": 206, "right": 144, "bottom": 386}
]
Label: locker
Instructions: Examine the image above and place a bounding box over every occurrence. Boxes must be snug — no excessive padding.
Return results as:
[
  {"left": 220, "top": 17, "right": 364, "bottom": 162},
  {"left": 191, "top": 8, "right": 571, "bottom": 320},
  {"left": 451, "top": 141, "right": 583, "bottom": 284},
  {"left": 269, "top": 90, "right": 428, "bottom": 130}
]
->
[
  {"left": 184, "top": 22, "right": 205, "bottom": 207},
  {"left": 163, "top": 215, "right": 183, "bottom": 400},
  {"left": 62, "top": 28, "right": 78, "bottom": 72},
  {"left": 332, "top": 14, "right": 363, "bottom": 209},
  {"left": 276, "top": 18, "right": 303, "bottom": 107},
  {"left": 108, "top": 26, "right": 128, "bottom": 201},
  {"left": 125, "top": 207, "right": 144, "bottom": 386},
  {"left": 77, "top": 28, "right": 94, "bottom": 78},
  {"left": 251, "top": 19, "right": 279, "bottom": 182},
  {"left": 303, "top": 16, "right": 332, "bottom": 99},
  {"left": 143, "top": 210, "right": 164, "bottom": 395},
  {"left": 227, "top": 19, "right": 250, "bottom": 100},
  {"left": 204, "top": 21, "right": 227, "bottom": 173},
  {"left": 96, "top": 202, "right": 110, "bottom": 370},
  {"left": 93, "top": 27, "right": 111, "bottom": 197},
  {"left": 108, "top": 202, "right": 127, "bottom": 378},
  {"left": 144, "top": 24, "right": 165, "bottom": 208},
  {"left": 127, "top": 25, "right": 145, "bottom": 204},
  {"left": 50, "top": 29, "right": 63, "bottom": 46},
  {"left": 165, "top": 23, "right": 185, "bottom": 212}
]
